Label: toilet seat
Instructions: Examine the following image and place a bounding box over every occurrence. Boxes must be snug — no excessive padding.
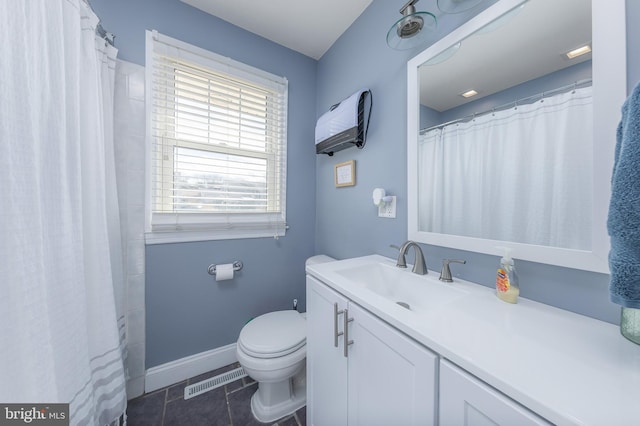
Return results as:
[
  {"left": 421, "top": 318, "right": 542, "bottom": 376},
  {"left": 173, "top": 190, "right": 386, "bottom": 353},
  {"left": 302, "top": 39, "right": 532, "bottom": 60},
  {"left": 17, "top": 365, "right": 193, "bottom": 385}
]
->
[{"left": 238, "top": 311, "right": 306, "bottom": 359}]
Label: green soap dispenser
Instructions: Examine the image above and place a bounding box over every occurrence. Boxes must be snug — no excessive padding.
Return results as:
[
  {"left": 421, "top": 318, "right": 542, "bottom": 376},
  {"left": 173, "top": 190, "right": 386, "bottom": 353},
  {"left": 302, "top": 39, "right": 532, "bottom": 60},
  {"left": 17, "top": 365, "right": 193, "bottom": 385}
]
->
[{"left": 496, "top": 247, "right": 519, "bottom": 304}]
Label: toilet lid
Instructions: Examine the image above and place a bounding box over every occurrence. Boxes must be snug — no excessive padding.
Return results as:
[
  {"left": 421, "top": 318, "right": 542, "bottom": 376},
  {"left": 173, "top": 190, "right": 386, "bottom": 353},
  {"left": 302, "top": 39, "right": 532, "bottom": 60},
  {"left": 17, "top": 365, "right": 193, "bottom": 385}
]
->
[{"left": 238, "top": 311, "right": 306, "bottom": 359}]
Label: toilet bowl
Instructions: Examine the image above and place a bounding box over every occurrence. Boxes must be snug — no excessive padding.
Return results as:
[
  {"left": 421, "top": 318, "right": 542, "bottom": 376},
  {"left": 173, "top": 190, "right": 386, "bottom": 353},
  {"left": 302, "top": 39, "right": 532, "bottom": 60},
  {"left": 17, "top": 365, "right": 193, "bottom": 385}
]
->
[{"left": 236, "top": 255, "right": 335, "bottom": 423}]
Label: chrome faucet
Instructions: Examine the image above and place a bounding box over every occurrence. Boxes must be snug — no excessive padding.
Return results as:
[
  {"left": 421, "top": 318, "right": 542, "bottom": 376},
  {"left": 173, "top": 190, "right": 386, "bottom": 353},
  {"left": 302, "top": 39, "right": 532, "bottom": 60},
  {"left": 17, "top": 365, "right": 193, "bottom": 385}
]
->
[
  {"left": 395, "top": 241, "right": 427, "bottom": 275},
  {"left": 439, "top": 259, "right": 466, "bottom": 282}
]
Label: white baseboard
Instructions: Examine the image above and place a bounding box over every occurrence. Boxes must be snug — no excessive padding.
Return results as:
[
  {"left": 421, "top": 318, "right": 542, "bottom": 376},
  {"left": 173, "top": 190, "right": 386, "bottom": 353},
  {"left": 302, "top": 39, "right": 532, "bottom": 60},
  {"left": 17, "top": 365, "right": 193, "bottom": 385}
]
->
[
  {"left": 144, "top": 343, "right": 237, "bottom": 393},
  {"left": 126, "top": 376, "right": 145, "bottom": 400}
]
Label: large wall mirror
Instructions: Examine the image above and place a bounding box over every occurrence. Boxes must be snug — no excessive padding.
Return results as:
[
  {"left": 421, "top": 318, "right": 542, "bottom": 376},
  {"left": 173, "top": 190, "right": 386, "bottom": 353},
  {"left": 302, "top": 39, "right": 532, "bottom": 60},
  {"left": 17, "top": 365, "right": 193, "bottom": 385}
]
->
[{"left": 407, "top": 0, "right": 626, "bottom": 273}]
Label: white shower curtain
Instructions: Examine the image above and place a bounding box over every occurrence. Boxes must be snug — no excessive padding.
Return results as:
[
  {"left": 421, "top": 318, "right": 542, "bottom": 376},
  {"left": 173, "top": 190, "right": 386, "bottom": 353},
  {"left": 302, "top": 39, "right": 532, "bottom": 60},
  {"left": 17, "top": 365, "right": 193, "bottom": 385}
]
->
[
  {"left": 0, "top": 1, "right": 127, "bottom": 424},
  {"left": 419, "top": 86, "right": 593, "bottom": 250}
]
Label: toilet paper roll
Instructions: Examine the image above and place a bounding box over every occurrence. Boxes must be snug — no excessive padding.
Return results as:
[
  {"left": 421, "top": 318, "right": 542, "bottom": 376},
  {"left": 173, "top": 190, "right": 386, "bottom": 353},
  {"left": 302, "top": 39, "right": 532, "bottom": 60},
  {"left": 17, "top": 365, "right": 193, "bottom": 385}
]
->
[{"left": 215, "top": 263, "right": 234, "bottom": 281}]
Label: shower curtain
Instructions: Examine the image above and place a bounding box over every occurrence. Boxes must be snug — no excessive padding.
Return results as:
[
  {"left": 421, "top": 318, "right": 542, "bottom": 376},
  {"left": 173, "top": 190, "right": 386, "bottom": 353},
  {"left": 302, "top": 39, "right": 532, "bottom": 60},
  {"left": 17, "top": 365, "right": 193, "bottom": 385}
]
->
[
  {"left": 0, "top": 1, "right": 127, "bottom": 424},
  {"left": 419, "top": 86, "right": 593, "bottom": 250}
]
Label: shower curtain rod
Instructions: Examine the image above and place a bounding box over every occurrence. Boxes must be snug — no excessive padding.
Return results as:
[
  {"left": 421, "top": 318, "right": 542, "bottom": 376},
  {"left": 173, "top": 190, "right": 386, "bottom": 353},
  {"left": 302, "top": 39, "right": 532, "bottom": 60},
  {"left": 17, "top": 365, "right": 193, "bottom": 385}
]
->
[
  {"left": 96, "top": 23, "right": 115, "bottom": 46},
  {"left": 420, "top": 78, "right": 592, "bottom": 134},
  {"left": 84, "top": 0, "right": 115, "bottom": 46}
]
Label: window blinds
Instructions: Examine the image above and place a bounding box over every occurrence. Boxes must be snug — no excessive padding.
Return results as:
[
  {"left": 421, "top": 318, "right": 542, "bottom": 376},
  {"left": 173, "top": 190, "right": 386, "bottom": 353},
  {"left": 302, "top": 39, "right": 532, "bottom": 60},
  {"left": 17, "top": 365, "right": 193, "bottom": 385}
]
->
[{"left": 146, "top": 31, "right": 288, "bottom": 240}]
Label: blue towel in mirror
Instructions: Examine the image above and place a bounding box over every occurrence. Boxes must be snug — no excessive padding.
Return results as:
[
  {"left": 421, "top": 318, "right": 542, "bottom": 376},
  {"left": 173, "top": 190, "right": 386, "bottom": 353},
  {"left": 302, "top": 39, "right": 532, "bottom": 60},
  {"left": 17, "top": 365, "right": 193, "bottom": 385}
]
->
[{"left": 608, "top": 81, "right": 640, "bottom": 309}]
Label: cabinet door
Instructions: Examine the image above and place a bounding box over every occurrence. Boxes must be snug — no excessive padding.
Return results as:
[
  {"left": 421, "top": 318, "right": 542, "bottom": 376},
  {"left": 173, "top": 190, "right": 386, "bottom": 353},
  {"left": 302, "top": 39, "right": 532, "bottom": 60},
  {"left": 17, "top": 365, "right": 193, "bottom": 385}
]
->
[
  {"left": 346, "top": 302, "right": 438, "bottom": 426},
  {"left": 439, "top": 360, "right": 551, "bottom": 426},
  {"left": 306, "top": 276, "right": 349, "bottom": 426}
]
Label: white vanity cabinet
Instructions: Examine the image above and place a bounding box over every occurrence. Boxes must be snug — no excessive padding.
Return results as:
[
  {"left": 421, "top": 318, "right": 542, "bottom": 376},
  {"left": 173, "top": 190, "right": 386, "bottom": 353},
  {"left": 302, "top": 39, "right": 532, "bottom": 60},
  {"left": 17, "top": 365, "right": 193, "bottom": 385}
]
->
[
  {"left": 306, "top": 275, "right": 348, "bottom": 426},
  {"left": 439, "top": 360, "right": 550, "bottom": 426},
  {"left": 306, "top": 255, "right": 640, "bottom": 425},
  {"left": 306, "top": 275, "right": 438, "bottom": 426}
]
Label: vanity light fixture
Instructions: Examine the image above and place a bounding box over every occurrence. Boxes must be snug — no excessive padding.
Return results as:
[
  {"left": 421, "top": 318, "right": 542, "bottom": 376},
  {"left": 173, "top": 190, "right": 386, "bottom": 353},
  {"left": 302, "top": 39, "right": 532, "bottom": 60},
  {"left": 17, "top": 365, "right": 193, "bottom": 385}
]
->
[
  {"left": 461, "top": 89, "right": 478, "bottom": 98},
  {"left": 566, "top": 44, "right": 592, "bottom": 59},
  {"left": 387, "top": 0, "right": 437, "bottom": 51}
]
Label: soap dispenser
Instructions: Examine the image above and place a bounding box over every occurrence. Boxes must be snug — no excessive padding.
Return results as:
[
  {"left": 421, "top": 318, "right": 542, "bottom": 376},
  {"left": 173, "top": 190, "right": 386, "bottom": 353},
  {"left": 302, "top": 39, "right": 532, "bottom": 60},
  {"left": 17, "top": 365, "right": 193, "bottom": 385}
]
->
[{"left": 496, "top": 247, "right": 519, "bottom": 304}]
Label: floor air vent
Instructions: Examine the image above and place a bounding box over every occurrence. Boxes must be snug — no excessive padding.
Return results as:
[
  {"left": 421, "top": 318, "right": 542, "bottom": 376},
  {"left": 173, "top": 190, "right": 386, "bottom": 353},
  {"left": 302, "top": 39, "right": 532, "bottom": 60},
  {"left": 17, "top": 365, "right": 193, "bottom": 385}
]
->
[{"left": 184, "top": 366, "right": 248, "bottom": 400}]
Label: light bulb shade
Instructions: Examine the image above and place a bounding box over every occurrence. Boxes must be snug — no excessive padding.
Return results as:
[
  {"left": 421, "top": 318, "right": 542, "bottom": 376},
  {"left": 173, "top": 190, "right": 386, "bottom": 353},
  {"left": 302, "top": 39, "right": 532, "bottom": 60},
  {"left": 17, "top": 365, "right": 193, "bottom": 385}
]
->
[
  {"left": 437, "top": 0, "right": 485, "bottom": 14},
  {"left": 387, "top": 11, "right": 437, "bottom": 50}
]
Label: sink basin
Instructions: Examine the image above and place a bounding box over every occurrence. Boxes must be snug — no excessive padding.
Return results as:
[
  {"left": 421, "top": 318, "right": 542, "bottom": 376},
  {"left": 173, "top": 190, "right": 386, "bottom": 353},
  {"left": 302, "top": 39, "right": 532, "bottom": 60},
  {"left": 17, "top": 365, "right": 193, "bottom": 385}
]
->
[{"left": 335, "top": 261, "right": 468, "bottom": 313}]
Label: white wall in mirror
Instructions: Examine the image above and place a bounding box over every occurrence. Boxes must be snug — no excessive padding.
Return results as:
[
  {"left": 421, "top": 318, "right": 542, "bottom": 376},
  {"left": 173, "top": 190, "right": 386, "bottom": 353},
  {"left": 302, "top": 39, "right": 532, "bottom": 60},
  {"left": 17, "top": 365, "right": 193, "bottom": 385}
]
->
[
  {"left": 407, "top": 0, "right": 626, "bottom": 273},
  {"left": 419, "top": 0, "right": 591, "bottom": 113}
]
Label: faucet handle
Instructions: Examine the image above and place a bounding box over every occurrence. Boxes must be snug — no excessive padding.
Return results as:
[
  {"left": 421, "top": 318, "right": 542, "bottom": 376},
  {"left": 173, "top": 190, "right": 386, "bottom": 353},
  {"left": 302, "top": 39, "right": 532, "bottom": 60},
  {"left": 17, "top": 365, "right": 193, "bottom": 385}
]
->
[
  {"left": 439, "top": 259, "right": 466, "bottom": 282},
  {"left": 391, "top": 244, "right": 407, "bottom": 268}
]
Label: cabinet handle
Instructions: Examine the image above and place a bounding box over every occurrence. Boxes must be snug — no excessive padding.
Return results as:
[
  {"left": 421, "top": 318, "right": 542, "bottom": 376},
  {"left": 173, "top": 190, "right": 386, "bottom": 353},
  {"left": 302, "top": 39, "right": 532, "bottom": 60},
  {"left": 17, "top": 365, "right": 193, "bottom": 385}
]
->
[
  {"left": 334, "top": 303, "right": 344, "bottom": 348},
  {"left": 343, "top": 308, "right": 354, "bottom": 357}
]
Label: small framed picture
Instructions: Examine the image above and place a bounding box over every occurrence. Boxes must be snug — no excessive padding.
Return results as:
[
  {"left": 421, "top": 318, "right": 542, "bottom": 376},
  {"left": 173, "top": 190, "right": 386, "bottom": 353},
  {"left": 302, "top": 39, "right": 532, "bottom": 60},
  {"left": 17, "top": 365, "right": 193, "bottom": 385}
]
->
[{"left": 335, "top": 160, "right": 356, "bottom": 187}]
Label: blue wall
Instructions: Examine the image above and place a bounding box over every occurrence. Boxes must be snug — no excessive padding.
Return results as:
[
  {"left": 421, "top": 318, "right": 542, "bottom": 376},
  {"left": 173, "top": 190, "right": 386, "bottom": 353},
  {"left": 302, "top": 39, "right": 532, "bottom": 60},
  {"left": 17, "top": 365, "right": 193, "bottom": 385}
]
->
[
  {"left": 314, "top": 1, "right": 495, "bottom": 263},
  {"left": 92, "top": 0, "right": 640, "bottom": 368},
  {"left": 92, "top": 0, "right": 318, "bottom": 368},
  {"left": 315, "top": 0, "right": 640, "bottom": 325},
  {"left": 439, "top": 60, "right": 592, "bottom": 124}
]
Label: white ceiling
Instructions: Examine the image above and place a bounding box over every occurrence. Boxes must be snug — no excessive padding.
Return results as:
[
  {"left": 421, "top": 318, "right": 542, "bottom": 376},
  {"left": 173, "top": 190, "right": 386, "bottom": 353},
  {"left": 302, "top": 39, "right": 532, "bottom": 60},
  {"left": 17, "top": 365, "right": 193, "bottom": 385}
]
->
[
  {"left": 177, "top": 0, "right": 591, "bottom": 108},
  {"left": 179, "top": 0, "right": 374, "bottom": 60}
]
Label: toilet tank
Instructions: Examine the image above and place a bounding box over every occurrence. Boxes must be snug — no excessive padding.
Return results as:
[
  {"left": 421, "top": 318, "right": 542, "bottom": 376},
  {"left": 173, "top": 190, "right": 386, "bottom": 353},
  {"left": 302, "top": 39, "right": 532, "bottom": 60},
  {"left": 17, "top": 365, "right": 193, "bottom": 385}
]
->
[{"left": 305, "top": 255, "right": 335, "bottom": 266}]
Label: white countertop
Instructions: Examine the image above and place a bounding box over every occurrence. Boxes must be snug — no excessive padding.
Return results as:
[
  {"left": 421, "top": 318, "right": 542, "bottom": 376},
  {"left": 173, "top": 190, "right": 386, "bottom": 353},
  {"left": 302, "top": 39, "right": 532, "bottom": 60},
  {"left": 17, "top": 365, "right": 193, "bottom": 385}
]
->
[{"left": 306, "top": 255, "right": 640, "bottom": 426}]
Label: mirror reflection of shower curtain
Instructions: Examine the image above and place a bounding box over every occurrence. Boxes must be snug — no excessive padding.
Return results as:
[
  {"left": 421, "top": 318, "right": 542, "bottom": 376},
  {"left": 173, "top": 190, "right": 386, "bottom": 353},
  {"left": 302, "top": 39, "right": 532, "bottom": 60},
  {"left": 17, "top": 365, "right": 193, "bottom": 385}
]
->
[{"left": 418, "top": 86, "right": 593, "bottom": 250}]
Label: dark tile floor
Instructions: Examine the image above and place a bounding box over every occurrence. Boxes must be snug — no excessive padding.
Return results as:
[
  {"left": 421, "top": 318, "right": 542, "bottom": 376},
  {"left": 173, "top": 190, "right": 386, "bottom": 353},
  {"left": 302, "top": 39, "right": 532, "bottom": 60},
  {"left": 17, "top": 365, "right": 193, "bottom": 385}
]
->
[{"left": 126, "top": 363, "right": 306, "bottom": 426}]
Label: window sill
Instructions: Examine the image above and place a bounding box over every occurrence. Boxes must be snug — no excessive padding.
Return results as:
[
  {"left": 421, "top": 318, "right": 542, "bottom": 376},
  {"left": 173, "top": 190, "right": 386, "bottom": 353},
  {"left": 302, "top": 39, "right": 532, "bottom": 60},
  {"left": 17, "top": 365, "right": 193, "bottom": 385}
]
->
[{"left": 145, "top": 228, "right": 286, "bottom": 245}]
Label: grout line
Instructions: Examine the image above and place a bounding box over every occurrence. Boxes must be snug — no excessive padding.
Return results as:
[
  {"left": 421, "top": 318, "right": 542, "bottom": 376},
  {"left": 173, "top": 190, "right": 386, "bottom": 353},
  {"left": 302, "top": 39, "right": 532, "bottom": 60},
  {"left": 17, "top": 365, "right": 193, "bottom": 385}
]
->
[
  {"left": 227, "top": 379, "right": 256, "bottom": 395},
  {"left": 160, "top": 389, "right": 168, "bottom": 426},
  {"left": 224, "top": 384, "right": 235, "bottom": 426},
  {"left": 293, "top": 412, "right": 301, "bottom": 426}
]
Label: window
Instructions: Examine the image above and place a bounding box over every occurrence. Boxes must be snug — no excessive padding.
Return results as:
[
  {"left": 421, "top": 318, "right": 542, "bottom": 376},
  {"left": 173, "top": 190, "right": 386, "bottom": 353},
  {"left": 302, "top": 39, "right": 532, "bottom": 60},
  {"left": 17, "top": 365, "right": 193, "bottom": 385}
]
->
[{"left": 145, "top": 31, "right": 288, "bottom": 243}]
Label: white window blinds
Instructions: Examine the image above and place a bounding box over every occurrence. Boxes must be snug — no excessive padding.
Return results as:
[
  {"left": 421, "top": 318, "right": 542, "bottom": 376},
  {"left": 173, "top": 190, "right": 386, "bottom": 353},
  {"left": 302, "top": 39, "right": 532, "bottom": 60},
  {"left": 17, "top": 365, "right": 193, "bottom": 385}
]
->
[{"left": 145, "top": 31, "right": 288, "bottom": 242}]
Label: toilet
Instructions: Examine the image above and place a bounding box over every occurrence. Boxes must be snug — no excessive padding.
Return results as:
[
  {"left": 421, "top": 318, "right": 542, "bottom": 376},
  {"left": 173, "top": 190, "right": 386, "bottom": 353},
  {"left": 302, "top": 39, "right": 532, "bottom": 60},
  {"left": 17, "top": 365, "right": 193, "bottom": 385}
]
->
[{"left": 236, "top": 255, "right": 335, "bottom": 423}]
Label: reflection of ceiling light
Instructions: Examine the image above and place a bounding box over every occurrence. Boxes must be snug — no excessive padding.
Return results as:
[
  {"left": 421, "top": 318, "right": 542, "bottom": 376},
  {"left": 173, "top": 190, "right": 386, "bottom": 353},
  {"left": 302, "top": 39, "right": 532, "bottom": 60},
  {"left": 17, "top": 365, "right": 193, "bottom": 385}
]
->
[
  {"left": 461, "top": 89, "right": 478, "bottom": 98},
  {"left": 566, "top": 44, "right": 591, "bottom": 59}
]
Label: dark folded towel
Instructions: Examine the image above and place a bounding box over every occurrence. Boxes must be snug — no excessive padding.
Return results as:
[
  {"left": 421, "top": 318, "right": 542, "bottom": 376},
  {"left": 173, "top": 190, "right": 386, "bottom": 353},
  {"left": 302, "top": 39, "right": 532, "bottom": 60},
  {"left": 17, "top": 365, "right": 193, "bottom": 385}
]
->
[{"left": 608, "top": 81, "right": 640, "bottom": 309}]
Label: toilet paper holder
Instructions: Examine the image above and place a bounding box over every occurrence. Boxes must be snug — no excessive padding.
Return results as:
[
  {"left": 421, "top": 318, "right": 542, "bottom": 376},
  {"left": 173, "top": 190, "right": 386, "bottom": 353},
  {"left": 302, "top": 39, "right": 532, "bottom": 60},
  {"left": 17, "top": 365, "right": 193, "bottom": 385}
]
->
[{"left": 207, "top": 261, "right": 243, "bottom": 276}]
